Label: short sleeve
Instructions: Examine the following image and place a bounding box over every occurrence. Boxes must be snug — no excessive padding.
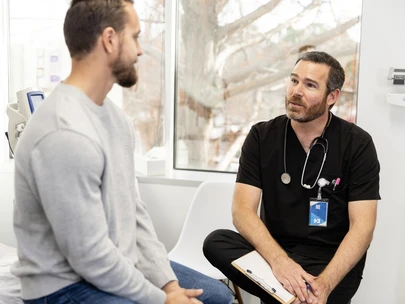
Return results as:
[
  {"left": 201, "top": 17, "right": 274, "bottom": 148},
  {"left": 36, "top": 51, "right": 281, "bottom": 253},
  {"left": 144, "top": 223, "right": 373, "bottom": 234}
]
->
[
  {"left": 236, "top": 125, "right": 262, "bottom": 189},
  {"left": 348, "top": 135, "right": 381, "bottom": 202}
]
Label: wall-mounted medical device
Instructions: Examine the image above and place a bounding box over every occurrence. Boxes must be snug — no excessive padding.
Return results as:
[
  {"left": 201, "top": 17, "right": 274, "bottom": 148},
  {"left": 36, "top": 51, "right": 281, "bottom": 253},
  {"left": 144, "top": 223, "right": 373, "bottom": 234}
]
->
[
  {"left": 387, "top": 68, "right": 405, "bottom": 107},
  {"left": 388, "top": 67, "right": 405, "bottom": 85},
  {"left": 5, "top": 88, "right": 45, "bottom": 154}
]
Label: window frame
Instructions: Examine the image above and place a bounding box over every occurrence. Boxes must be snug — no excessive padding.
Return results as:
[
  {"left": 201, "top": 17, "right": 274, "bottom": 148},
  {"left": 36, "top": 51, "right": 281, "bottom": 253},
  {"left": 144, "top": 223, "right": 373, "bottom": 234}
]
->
[
  {"left": 0, "top": 0, "right": 13, "bottom": 173},
  {"left": 171, "top": 0, "right": 362, "bottom": 174}
]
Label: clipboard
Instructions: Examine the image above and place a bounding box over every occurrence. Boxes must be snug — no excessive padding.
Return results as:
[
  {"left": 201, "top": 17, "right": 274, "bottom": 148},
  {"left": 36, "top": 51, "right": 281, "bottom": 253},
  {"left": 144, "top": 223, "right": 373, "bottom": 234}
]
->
[{"left": 231, "top": 250, "right": 296, "bottom": 304}]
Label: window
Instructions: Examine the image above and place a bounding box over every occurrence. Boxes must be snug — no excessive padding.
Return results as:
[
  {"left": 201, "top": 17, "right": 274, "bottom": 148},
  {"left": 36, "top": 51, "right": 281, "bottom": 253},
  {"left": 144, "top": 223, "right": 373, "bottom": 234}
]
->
[
  {"left": 6, "top": 0, "right": 165, "bottom": 159},
  {"left": 8, "top": 0, "right": 70, "bottom": 100},
  {"left": 3, "top": 0, "right": 363, "bottom": 175},
  {"left": 123, "top": 1, "right": 166, "bottom": 156},
  {"left": 174, "top": 0, "right": 362, "bottom": 172}
]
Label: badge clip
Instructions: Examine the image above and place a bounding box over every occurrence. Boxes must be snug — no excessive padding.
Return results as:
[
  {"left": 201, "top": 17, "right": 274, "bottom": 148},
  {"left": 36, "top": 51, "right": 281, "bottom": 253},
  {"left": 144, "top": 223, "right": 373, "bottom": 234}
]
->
[{"left": 317, "top": 178, "right": 330, "bottom": 199}]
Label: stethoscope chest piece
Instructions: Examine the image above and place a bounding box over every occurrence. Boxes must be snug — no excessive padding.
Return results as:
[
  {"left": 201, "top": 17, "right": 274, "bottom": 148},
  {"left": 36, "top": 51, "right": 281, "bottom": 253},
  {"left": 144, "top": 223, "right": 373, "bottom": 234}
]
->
[{"left": 281, "top": 172, "right": 291, "bottom": 185}]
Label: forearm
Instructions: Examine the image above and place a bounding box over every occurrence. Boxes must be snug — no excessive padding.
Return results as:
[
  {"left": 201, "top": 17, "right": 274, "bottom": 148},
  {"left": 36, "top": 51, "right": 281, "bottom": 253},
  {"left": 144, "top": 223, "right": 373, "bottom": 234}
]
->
[
  {"left": 135, "top": 198, "right": 177, "bottom": 288},
  {"left": 233, "top": 207, "right": 288, "bottom": 265},
  {"left": 318, "top": 225, "right": 374, "bottom": 291}
]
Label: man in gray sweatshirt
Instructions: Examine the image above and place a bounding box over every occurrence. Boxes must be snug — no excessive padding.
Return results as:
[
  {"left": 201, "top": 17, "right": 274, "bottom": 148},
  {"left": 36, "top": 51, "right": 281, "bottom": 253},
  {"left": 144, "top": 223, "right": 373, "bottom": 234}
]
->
[{"left": 11, "top": 1, "right": 232, "bottom": 304}]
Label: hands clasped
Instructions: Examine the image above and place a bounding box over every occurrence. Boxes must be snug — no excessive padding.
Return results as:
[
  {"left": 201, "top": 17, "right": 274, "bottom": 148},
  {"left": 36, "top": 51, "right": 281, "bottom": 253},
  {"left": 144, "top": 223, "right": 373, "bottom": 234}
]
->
[{"left": 272, "top": 256, "right": 330, "bottom": 304}]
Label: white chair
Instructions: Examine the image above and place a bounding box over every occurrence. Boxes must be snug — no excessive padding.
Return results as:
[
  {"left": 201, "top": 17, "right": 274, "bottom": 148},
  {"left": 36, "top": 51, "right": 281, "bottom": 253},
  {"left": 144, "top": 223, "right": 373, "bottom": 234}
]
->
[{"left": 168, "top": 180, "right": 243, "bottom": 303}]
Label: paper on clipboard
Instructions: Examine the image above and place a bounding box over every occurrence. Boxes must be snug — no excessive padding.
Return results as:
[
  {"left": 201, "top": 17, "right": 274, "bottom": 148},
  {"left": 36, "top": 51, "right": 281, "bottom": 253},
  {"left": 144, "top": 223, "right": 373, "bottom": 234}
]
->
[{"left": 232, "top": 251, "right": 296, "bottom": 304}]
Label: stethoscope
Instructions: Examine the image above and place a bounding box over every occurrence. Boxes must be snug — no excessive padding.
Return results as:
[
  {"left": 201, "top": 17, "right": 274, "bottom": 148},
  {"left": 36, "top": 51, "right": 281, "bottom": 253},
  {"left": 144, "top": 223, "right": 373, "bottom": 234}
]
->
[{"left": 281, "top": 113, "right": 331, "bottom": 189}]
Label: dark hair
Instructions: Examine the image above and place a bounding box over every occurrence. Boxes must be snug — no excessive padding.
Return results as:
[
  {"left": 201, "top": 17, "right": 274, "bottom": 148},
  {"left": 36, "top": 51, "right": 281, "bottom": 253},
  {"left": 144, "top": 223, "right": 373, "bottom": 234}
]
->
[
  {"left": 64, "top": 0, "right": 134, "bottom": 60},
  {"left": 295, "top": 51, "right": 345, "bottom": 95}
]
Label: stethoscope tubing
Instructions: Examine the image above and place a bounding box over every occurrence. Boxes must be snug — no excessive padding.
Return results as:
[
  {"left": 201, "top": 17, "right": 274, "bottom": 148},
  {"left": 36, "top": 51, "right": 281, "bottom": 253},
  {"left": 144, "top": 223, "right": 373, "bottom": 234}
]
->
[
  {"left": 300, "top": 137, "right": 328, "bottom": 189},
  {"left": 282, "top": 113, "right": 331, "bottom": 188}
]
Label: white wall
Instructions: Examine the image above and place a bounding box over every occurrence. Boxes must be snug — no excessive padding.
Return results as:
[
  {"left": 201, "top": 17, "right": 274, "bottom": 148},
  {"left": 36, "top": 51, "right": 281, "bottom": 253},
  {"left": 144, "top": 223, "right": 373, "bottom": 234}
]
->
[
  {"left": 352, "top": 0, "right": 405, "bottom": 303},
  {"left": 400, "top": 230, "right": 405, "bottom": 304}
]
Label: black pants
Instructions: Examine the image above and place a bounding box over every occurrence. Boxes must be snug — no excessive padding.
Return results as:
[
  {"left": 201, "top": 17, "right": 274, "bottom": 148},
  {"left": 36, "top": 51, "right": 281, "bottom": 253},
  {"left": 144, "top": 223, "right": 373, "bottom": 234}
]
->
[{"left": 203, "top": 229, "right": 362, "bottom": 304}]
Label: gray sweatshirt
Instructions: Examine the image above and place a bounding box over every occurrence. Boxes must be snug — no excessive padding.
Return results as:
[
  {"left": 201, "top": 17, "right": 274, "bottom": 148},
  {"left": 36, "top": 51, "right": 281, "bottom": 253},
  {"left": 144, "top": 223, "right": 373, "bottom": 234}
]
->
[{"left": 11, "top": 83, "right": 176, "bottom": 303}]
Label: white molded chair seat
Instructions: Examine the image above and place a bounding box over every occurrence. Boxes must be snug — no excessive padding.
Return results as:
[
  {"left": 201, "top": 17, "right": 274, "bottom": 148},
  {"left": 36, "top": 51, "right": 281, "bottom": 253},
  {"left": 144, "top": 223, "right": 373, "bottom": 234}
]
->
[{"left": 168, "top": 180, "right": 237, "bottom": 280}]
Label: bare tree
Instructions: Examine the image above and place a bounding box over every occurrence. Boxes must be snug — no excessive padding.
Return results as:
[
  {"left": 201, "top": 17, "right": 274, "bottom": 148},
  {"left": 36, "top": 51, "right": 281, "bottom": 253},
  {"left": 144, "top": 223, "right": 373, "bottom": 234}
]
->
[
  {"left": 175, "top": 0, "right": 360, "bottom": 170},
  {"left": 124, "top": 0, "right": 361, "bottom": 171}
]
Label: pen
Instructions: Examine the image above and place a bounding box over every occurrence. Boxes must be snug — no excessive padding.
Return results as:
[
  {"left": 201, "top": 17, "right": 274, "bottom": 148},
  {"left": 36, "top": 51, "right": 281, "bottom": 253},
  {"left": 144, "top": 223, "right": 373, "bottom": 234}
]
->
[
  {"left": 246, "top": 269, "right": 276, "bottom": 293},
  {"left": 333, "top": 177, "right": 340, "bottom": 191},
  {"left": 305, "top": 282, "right": 311, "bottom": 294}
]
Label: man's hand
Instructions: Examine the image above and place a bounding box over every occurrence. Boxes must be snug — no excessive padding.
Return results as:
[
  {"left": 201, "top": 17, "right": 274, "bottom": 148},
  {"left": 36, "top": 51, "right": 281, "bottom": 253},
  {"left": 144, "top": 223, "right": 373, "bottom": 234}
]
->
[
  {"left": 271, "top": 256, "right": 319, "bottom": 303},
  {"left": 163, "top": 281, "right": 203, "bottom": 304},
  {"left": 310, "top": 276, "right": 331, "bottom": 304},
  {"left": 290, "top": 276, "right": 332, "bottom": 304},
  {"left": 165, "top": 288, "right": 203, "bottom": 304},
  {"left": 162, "top": 281, "right": 181, "bottom": 293}
]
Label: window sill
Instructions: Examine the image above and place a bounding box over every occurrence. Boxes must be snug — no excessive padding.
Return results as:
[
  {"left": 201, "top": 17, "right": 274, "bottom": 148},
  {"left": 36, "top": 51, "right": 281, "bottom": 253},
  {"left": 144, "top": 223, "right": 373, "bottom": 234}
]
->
[
  {"left": 0, "top": 158, "right": 237, "bottom": 187},
  {"left": 136, "top": 169, "right": 237, "bottom": 187}
]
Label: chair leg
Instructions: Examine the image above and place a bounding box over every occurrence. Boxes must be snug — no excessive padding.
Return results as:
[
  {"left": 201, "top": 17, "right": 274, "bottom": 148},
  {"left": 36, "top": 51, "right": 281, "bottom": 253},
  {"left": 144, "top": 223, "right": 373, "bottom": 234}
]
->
[{"left": 231, "top": 281, "right": 244, "bottom": 304}]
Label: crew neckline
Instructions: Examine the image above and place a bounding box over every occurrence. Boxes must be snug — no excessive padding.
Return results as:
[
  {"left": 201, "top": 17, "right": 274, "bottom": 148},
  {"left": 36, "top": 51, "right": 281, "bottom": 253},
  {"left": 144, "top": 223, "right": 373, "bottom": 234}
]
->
[{"left": 58, "top": 82, "right": 109, "bottom": 117}]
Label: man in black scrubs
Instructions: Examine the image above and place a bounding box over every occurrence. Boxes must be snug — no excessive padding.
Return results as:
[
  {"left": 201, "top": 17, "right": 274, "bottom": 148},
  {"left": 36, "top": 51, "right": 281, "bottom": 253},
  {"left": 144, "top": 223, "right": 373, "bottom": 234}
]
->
[{"left": 203, "top": 51, "right": 380, "bottom": 304}]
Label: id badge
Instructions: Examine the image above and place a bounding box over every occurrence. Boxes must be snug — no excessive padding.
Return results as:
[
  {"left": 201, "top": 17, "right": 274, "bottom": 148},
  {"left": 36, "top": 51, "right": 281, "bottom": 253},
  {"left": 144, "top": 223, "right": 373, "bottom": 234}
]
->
[{"left": 309, "top": 198, "right": 329, "bottom": 227}]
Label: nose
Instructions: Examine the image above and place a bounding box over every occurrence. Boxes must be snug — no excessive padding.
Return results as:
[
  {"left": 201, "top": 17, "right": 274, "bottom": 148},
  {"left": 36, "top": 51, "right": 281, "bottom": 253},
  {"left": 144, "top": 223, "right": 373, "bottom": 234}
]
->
[
  {"left": 292, "top": 82, "right": 303, "bottom": 97},
  {"left": 137, "top": 40, "right": 143, "bottom": 57}
]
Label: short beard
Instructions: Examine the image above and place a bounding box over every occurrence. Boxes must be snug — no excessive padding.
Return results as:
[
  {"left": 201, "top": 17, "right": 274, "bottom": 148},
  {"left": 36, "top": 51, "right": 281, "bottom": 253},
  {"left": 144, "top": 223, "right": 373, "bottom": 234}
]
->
[
  {"left": 285, "top": 95, "right": 328, "bottom": 123},
  {"left": 111, "top": 43, "right": 138, "bottom": 88},
  {"left": 112, "top": 58, "right": 138, "bottom": 88}
]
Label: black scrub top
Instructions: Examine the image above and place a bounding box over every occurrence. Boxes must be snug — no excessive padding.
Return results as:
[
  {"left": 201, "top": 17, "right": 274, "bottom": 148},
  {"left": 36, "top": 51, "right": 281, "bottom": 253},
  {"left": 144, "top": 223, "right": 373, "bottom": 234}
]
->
[{"left": 236, "top": 113, "right": 380, "bottom": 263}]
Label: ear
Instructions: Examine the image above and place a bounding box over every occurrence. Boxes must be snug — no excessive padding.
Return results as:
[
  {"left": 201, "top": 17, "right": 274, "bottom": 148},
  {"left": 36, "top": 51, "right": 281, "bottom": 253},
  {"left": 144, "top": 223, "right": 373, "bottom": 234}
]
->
[
  {"left": 100, "top": 27, "right": 118, "bottom": 54},
  {"left": 327, "top": 89, "right": 341, "bottom": 108}
]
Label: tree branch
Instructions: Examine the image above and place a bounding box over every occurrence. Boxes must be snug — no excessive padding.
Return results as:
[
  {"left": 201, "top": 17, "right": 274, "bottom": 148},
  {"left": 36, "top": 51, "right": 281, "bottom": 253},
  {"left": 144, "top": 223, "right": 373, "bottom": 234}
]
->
[
  {"left": 216, "top": 0, "right": 282, "bottom": 41},
  {"left": 142, "top": 44, "right": 162, "bottom": 60},
  {"left": 225, "top": 16, "right": 360, "bottom": 84},
  {"left": 215, "top": 44, "right": 358, "bottom": 101},
  {"left": 215, "top": 0, "right": 231, "bottom": 15},
  {"left": 139, "top": 18, "right": 165, "bottom": 24},
  {"left": 215, "top": 0, "right": 322, "bottom": 78}
]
